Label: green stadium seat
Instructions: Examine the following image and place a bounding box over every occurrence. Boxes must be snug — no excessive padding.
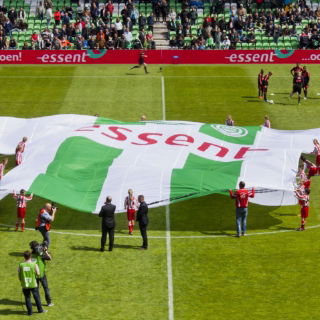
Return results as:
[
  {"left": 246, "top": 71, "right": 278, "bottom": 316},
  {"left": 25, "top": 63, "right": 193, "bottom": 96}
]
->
[
  {"left": 207, "top": 37, "right": 214, "bottom": 48},
  {"left": 241, "top": 42, "right": 249, "bottom": 49},
  {"left": 262, "top": 43, "right": 269, "bottom": 49},
  {"left": 285, "top": 41, "right": 292, "bottom": 48},
  {"left": 184, "top": 37, "right": 191, "bottom": 45},
  {"left": 255, "top": 41, "right": 262, "bottom": 49},
  {"left": 277, "top": 42, "right": 285, "bottom": 49}
]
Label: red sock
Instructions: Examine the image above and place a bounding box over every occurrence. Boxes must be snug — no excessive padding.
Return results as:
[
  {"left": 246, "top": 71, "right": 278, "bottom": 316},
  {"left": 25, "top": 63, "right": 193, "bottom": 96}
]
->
[
  {"left": 15, "top": 223, "right": 19, "bottom": 230},
  {"left": 130, "top": 225, "right": 133, "bottom": 233},
  {"left": 21, "top": 223, "right": 25, "bottom": 231},
  {"left": 131, "top": 225, "right": 134, "bottom": 232}
]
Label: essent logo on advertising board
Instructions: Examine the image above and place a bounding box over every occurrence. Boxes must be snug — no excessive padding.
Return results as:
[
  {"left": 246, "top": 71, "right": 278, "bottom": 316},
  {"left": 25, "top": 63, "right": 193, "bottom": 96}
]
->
[
  {"left": 225, "top": 51, "right": 276, "bottom": 63},
  {"left": 37, "top": 52, "right": 88, "bottom": 63}
]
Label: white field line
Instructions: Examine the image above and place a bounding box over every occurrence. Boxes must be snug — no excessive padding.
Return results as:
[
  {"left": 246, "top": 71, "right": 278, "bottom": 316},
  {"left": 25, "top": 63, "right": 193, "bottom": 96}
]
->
[
  {"left": 0, "top": 75, "right": 297, "bottom": 79},
  {"left": 1, "top": 223, "right": 320, "bottom": 238},
  {"left": 162, "top": 75, "right": 174, "bottom": 320}
]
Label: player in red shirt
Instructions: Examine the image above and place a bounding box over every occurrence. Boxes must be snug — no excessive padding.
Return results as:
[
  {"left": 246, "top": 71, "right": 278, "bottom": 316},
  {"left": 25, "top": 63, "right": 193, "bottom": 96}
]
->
[
  {"left": 295, "top": 188, "right": 310, "bottom": 231},
  {"left": 0, "top": 158, "right": 8, "bottom": 181},
  {"left": 13, "top": 189, "right": 33, "bottom": 231},
  {"left": 302, "top": 66, "right": 310, "bottom": 100},
  {"left": 15, "top": 136, "right": 28, "bottom": 166},
  {"left": 124, "top": 189, "right": 138, "bottom": 235},
  {"left": 229, "top": 181, "right": 255, "bottom": 237},
  {"left": 290, "top": 63, "right": 303, "bottom": 77},
  {"left": 312, "top": 138, "right": 320, "bottom": 167},
  {"left": 258, "top": 69, "right": 264, "bottom": 99}
]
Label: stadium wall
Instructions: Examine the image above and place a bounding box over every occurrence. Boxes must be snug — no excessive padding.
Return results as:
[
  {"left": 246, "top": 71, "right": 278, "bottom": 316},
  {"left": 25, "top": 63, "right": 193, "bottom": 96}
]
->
[{"left": 0, "top": 50, "right": 318, "bottom": 64}]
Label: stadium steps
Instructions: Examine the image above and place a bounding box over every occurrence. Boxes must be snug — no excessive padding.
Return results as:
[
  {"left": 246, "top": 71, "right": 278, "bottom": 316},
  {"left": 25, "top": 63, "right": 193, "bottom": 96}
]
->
[{"left": 153, "top": 22, "right": 169, "bottom": 49}]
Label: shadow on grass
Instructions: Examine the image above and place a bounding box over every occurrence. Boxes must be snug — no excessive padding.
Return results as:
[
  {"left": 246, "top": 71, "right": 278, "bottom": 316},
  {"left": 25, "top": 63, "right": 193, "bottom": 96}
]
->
[
  {"left": 8, "top": 252, "right": 24, "bottom": 257},
  {"left": 70, "top": 244, "right": 141, "bottom": 251},
  {"left": 275, "top": 102, "right": 296, "bottom": 106},
  {"left": 70, "top": 246, "right": 101, "bottom": 252},
  {"left": 246, "top": 99, "right": 261, "bottom": 103},
  {"left": 0, "top": 299, "right": 23, "bottom": 306},
  {"left": 0, "top": 309, "right": 26, "bottom": 315},
  {"left": 114, "top": 244, "right": 141, "bottom": 250},
  {"left": 276, "top": 226, "right": 297, "bottom": 231},
  {"left": 241, "top": 96, "right": 257, "bottom": 98}
]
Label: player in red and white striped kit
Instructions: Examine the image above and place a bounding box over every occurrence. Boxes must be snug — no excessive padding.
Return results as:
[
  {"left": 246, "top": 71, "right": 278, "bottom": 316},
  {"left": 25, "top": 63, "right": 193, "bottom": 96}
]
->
[
  {"left": 15, "top": 137, "right": 28, "bottom": 166},
  {"left": 13, "top": 189, "right": 33, "bottom": 231},
  {"left": 124, "top": 189, "right": 138, "bottom": 235},
  {"left": 300, "top": 156, "right": 318, "bottom": 179},
  {"left": 295, "top": 188, "right": 310, "bottom": 231},
  {"left": 296, "top": 165, "right": 311, "bottom": 192},
  {"left": 0, "top": 158, "right": 8, "bottom": 181},
  {"left": 312, "top": 138, "right": 320, "bottom": 168}
]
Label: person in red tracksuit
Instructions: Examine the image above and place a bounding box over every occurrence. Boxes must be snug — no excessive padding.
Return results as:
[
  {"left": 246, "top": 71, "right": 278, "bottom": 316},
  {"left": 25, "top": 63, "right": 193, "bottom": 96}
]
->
[{"left": 229, "top": 181, "right": 255, "bottom": 237}]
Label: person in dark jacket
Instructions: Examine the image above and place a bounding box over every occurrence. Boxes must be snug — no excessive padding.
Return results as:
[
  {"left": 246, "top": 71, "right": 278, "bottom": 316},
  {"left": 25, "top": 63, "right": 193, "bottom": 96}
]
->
[
  {"left": 136, "top": 195, "right": 149, "bottom": 250},
  {"left": 99, "top": 196, "right": 116, "bottom": 252}
]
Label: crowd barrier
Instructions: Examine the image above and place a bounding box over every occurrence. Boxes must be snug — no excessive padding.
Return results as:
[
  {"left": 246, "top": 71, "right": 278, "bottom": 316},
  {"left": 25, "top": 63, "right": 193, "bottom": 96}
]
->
[{"left": 0, "top": 49, "right": 319, "bottom": 64}]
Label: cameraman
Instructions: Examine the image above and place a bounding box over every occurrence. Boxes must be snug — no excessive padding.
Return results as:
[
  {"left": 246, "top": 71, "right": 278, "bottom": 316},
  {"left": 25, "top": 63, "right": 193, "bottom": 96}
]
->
[
  {"left": 30, "top": 240, "right": 53, "bottom": 307},
  {"left": 36, "top": 203, "right": 57, "bottom": 247}
]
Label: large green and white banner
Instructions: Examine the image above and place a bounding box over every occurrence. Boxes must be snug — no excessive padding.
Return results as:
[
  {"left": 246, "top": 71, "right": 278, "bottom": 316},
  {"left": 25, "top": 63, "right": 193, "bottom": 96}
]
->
[{"left": 0, "top": 115, "right": 316, "bottom": 213}]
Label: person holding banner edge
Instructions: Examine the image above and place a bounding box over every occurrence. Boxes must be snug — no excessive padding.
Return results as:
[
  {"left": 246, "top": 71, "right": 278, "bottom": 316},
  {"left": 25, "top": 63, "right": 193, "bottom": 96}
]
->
[{"left": 229, "top": 181, "right": 255, "bottom": 237}]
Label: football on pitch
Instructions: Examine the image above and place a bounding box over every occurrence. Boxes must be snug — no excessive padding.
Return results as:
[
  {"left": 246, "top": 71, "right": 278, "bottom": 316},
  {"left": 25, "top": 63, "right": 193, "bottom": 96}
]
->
[{"left": 269, "top": 100, "right": 274, "bottom": 104}]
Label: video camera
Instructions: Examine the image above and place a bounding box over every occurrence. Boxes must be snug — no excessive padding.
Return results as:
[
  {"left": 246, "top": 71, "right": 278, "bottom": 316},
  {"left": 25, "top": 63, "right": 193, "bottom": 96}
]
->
[{"left": 30, "top": 240, "right": 49, "bottom": 258}]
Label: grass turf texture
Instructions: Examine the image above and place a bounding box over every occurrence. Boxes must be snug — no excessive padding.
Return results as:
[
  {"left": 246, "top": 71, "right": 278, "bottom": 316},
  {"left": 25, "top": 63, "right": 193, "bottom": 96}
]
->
[{"left": 1, "top": 64, "right": 320, "bottom": 319}]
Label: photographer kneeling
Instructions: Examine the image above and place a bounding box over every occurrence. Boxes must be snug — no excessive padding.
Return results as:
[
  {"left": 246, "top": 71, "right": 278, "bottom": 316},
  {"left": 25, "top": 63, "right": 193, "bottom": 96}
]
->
[
  {"left": 36, "top": 203, "right": 57, "bottom": 248},
  {"left": 30, "top": 240, "right": 53, "bottom": 307}
]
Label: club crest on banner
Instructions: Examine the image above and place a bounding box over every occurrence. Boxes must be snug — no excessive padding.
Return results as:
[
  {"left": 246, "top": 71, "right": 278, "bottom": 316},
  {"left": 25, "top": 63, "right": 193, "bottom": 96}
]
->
[{"left": 210, "top": 124, "right": 248, "bottom": 137}]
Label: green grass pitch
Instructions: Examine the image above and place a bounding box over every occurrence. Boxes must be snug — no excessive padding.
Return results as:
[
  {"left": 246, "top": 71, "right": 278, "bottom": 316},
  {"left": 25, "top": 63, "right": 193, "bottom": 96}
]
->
[{"left": 1, "top": 64, "right": 320, "bottom": 320}]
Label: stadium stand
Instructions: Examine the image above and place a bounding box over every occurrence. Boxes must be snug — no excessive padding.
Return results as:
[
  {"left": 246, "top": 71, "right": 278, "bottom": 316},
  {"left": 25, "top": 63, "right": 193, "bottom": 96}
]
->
[{"left": 0, "top": 0, "right": 318, "bottom": 49}]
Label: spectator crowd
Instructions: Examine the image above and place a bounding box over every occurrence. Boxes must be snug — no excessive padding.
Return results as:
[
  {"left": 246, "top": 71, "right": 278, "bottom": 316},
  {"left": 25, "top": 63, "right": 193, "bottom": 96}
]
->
[
  {"left": 168, "top": 0, "right": 320, "bottom": 49},
  {"left": 0, "top": 0, "right": 156, "bottom": 49}
]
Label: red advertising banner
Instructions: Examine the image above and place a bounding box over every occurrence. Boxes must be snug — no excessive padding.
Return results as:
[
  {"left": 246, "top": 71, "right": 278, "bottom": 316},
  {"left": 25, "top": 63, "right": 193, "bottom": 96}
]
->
[{"left": 0, "top": 49, "right": 319, "bottom": 64}]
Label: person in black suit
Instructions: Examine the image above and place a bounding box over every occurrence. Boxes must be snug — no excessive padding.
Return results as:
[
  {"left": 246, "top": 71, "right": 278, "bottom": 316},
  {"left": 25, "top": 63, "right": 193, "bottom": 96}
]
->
[
  {"left": 136, "top": 195, "right": 149, "bottom": 250},
  {"left": 99, "top": 196, "right": 116, "bottom": 252}
]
